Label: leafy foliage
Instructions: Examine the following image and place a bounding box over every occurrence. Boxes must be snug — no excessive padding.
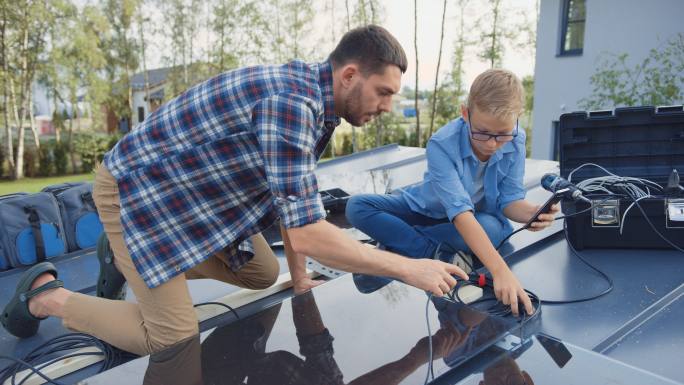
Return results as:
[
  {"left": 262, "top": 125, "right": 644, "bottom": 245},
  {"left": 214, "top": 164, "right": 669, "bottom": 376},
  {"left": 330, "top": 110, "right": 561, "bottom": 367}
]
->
[{"left": 580, "top": 34, "right": 684, "bottom": 110}]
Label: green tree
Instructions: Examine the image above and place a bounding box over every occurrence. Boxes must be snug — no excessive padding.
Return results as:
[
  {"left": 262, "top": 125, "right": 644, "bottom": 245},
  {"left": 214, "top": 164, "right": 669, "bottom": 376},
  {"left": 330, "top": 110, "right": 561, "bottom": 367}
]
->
[
  {"left": 477, "top": 0, "right": 518, "bottom": 68},
  {"left": 352, "top": 0, "right": 383, "bottom": 26},
  {"left": 103, "top": 0, "right": 140, "bottom": 130},
  {"left": 48, "top": 2, "right": 109, "bottom": 172},
  {"left": 428, "top": 0, "right": 447, "bottom": 137},
  {"left": 580, "top": 34, "right": 684, "bottom": 110},
  {"left": 210, "top": 0, "right": 249, "bottom": 72},
  {"left": 0, "top": 2, "right": 17, "bottom": 177},
  {"left": 413, "top": 0, "right": 420, "bottom": 147},
  {"left": 281, "top": 0, "right": 316, "bottom": 60},
  {"left": 522, "top": 75, "right": 534, "bottom": 155},
  {"left": 1, "top": 0, "right": 55, "bottom": 179}
]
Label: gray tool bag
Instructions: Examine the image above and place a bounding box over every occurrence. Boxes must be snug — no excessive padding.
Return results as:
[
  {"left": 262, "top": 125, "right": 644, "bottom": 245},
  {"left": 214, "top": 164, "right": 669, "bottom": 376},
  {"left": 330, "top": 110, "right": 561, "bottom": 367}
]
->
[
  {"left": 0, "top": 192, "right": 67, "bottom": 269},
  {"left": 42, "top": 182, "right": 104, "bottom": 252}
]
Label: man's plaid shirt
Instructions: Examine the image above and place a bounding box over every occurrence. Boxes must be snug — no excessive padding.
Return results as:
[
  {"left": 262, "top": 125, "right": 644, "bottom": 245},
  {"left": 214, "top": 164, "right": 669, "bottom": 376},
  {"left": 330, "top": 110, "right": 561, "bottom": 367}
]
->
[{"left": 103, "top": 60, "right": 340, "bottom": 288}]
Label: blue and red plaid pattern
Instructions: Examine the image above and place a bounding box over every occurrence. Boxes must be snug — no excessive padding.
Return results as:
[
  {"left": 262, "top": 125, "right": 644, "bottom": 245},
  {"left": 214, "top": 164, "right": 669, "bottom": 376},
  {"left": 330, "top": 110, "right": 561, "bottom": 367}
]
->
[{"left": 104, "top": 60, "right": 340, "bottom": 288}]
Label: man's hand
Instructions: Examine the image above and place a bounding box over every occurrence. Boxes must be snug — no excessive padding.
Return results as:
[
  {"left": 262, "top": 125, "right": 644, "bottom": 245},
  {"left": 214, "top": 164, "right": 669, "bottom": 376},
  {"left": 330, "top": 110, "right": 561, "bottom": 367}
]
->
[
  {"left": 491, "top": 266, "right": 534, "bottom": 316},
  {"left": 527, "top": 202, "right": 560, "bottom": 232},
  {"left": 292, "top": 276, "right": 326, "bottom": 294},
  {"left": 400, "top": 258, "right": 468, "bottom": 297}
]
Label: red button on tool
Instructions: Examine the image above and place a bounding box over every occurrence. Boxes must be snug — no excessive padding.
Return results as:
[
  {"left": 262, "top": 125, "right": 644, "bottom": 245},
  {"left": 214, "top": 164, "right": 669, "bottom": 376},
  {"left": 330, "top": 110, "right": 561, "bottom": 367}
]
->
[{"left": 478, "top": 273, "right": 486, "bottom": 287}]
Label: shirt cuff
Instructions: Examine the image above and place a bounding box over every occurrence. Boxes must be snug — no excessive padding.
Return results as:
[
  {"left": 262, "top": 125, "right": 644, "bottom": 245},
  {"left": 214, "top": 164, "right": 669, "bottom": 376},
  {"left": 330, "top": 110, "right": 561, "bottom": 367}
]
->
[
  {"left": 447, "top": 202, "right": 474, "bottom": 222},
  {"left": 276, "top": 193, "right": 327, "bottom": 228},
  {"left": 498, "top": 192, "right": 526, "bottom": 212}
]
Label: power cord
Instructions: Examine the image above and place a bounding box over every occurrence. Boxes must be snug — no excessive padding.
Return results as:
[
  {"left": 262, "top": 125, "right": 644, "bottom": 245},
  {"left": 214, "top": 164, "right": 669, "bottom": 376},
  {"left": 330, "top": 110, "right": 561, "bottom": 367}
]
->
[
  {"left": 424, "top": 293, "right": 434, "bottom": 385},
  {"left": 193, "top": 301, "right": 240, "bottom": 320},
  {"left": 0, "top": 303, "right": 239, "bottom": 385},
  {"left": 630, "top": 197, "right": 684, "bottom": 253},
  {"left": 494, "top": 195, "right": 617, "bottom": 251},
  {"left": 0, "top": 333, "right": 133, "bottom": 385},
  {"left": 422, "top": 163, "right": 683, "bottom": 384}
]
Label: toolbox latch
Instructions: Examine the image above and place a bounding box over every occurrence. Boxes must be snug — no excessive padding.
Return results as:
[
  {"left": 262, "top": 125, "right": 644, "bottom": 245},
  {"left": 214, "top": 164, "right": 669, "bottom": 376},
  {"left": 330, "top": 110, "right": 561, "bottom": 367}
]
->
[
  {"left": 666, "top": 199, "right": 684, "bottom": 229},
  {"left": 592, "top": 199, "right": 620, "bottom": 227}
]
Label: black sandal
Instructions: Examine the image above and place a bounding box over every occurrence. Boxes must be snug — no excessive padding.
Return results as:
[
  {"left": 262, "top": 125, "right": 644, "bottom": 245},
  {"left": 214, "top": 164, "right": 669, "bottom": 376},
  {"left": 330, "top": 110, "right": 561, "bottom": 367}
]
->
[
  {"left": 96, "top": 233, "right": 127, "bottom": 300},
  {"left": 1, "top": 262, "right": 64, "bottom": 338}
]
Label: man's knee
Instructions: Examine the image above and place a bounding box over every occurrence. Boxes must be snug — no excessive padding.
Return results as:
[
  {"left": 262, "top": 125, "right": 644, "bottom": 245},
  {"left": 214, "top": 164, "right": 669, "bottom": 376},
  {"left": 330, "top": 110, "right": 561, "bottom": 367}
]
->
[
  {"left": 239, "top": 256, "right": 280, "bottom": 290},
  {"left": 146, "top": 328, "right": 199, "bottom": 355},
  {"left": 143, "top": 318, "right": 200, "bottom": 355}
]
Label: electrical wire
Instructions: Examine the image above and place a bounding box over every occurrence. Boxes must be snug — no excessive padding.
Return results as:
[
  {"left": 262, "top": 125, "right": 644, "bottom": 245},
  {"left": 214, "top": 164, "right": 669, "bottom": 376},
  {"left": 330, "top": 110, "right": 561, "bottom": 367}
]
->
[
  {"left": 631, "top": 197, "right": 684, "bottom": 253},
  {"left": 0, "top": 333, "right": 132, "bottom": 385},
  {"left": 494, "top": 196, "right": 617, "bottom": 251},
  {"left": 424, "top": 293, "right": 434, "bottom": 385},
  {"left": 538, "top": 220, "right": 614, "bottom": 304},
  {"left": 193, "top": 301, "right": 240, "bottom": 320},
  {"left": 0, "top": 303, "right": 238, "bottom": 385},
  {"left": 422, "top": 162, "right": 684, "bottom": 384}
]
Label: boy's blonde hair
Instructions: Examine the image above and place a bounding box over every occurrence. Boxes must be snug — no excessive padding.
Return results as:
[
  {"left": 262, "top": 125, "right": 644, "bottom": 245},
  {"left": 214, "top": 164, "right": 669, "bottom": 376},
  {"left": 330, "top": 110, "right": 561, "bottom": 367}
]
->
[{"left": 466, "top": 69, "right": 524, "bottom": 123}]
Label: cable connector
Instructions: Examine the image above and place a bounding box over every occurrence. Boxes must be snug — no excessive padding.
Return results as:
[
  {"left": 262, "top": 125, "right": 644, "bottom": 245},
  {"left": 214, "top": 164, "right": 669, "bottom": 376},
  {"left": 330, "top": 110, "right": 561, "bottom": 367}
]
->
[
  {"left": 477, "top": 273, "right": 486, "bottom": 287},
  {"left": 666, "top": 169, "right": 684, "bottom": 196}
]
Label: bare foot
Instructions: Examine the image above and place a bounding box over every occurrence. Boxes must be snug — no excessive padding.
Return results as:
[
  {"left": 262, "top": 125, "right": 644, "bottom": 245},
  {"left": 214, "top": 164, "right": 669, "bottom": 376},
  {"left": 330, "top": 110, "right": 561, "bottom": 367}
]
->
[{"left": 27, "top": 272, "right": 56, "bottom": 318}]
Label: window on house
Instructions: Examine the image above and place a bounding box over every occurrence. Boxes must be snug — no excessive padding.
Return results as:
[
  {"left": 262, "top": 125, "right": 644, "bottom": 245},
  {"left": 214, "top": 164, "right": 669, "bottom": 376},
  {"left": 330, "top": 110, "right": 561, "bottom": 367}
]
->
[
  {"left": 138, "top": 106, "right": 145, "bottom": 123},
  {"left": 560, "top": 0, "right": 585, "bottom": 56}
]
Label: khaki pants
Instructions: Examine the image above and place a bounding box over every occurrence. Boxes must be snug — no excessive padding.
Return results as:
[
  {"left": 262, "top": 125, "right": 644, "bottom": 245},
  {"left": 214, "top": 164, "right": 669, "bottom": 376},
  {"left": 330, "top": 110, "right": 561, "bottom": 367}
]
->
[{"left": 61, "top": 163, "right": 280, "bottom": 356}]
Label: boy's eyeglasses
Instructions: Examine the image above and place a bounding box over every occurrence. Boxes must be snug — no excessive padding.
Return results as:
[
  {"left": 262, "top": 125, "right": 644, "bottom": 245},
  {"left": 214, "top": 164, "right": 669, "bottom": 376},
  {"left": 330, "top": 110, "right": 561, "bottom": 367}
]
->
[{"left": 467, "top": 109, "right": 518, "bottom": 143}]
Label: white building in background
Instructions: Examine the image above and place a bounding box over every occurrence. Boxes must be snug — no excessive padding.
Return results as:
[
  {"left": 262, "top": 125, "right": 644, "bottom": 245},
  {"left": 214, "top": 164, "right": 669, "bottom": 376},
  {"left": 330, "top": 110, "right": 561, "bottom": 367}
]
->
[
  {"left": 531, "top": 0, "right": 683, "bottom": 160},
  {"left": 130, "top": 67, "right": 171, "bottom": 128}
]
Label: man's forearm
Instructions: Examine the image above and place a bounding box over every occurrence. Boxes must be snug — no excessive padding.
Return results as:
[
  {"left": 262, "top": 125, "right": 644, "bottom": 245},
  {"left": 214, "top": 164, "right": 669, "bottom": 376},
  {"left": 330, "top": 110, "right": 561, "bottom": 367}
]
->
[
  {"left": 286, "top": 220, "right": 409, "bottom": 280},
  {"left": 281, "top": 224, "right": 308, "bottom": 282}
]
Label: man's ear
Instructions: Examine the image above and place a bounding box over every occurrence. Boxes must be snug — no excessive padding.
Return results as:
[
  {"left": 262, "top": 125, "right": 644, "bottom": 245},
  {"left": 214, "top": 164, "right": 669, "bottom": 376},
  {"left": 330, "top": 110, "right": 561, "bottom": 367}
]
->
[
  {"left": 522, "top": 370, "right": 534, "bottom": 385},
  {"left": 340, "top": 64, "right": 360, "bottom": 88}
]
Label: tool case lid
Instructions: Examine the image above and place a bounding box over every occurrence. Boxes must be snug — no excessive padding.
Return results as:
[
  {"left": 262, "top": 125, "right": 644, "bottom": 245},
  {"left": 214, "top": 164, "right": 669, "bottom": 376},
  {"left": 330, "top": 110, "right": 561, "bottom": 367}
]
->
[{"left": 559, "top": 105, "right": 684, "bottom": 185}]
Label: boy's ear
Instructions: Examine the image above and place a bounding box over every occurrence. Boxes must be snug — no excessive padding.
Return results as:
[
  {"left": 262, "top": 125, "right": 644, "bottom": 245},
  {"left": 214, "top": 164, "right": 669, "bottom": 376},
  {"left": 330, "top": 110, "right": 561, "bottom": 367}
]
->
[{"left": 461, "top": 104, "right": 468, "bottom": 120}]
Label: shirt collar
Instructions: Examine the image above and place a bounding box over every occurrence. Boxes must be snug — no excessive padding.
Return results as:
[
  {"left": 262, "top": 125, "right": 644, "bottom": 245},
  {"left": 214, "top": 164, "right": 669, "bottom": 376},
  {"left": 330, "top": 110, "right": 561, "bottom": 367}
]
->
[{"left": 317, "top": 60, "right": 341, "bottom": 128}]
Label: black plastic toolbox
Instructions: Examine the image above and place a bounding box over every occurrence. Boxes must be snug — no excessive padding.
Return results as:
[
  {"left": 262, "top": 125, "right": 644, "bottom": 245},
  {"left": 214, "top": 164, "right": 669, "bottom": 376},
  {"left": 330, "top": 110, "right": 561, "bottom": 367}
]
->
[{"left": 558, "top": 105, "right": 684, "bottom": 250}]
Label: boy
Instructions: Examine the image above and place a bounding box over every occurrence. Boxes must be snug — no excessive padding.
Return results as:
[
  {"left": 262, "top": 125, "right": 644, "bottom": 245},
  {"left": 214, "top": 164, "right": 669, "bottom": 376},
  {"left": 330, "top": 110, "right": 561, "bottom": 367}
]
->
[{"left": 346, "top": 69, "right": 559, "bottom": 316}]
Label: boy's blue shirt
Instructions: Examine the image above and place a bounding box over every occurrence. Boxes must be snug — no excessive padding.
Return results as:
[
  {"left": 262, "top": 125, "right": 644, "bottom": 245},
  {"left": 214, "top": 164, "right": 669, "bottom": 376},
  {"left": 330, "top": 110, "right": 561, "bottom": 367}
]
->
[{"left": 401, "top": 117, "right": 527, "bottom": 231}]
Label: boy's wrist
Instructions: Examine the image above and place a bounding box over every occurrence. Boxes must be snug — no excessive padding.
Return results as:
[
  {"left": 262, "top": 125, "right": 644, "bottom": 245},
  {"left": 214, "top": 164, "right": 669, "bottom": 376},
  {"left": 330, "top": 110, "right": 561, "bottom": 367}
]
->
[{"left": 488, "top": 260, "right": 510, "bottom": 277}]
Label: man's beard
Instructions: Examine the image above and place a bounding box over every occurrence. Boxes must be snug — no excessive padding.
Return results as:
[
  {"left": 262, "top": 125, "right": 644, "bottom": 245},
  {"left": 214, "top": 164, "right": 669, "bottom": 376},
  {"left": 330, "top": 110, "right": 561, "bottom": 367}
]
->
[{"left": 342, "top": 82, "right": 369, "bottom": 126}]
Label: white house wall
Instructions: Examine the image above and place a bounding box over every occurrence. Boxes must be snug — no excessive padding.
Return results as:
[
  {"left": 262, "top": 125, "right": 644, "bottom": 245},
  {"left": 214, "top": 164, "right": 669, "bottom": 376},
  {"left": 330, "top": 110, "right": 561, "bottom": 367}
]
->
[{"left": 531, "top": 0, "right": 683, "bottom": 160}]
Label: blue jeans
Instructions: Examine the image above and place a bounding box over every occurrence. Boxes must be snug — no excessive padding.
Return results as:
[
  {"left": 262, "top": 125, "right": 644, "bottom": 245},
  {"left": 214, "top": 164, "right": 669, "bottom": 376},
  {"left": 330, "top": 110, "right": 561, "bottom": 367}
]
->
[{"left": 345, "top": 194, "right": 509, "bottom": 292}]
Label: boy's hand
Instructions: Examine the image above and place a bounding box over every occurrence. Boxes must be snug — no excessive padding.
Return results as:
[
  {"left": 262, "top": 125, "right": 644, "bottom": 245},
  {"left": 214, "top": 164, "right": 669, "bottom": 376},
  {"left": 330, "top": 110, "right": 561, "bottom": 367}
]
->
[
  {"left": 528, "top": 202, "right": 560, "bottom": 232},
  {"left": 491, "top": 266, "right": 534, "bottom": 316}
]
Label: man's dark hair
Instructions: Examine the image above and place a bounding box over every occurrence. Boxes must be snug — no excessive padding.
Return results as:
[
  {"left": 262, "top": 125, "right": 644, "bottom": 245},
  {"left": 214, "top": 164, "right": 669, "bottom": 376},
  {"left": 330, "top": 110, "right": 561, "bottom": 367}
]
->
[{"left": 329, "top": 25, "right": 408, "bottom": 75}]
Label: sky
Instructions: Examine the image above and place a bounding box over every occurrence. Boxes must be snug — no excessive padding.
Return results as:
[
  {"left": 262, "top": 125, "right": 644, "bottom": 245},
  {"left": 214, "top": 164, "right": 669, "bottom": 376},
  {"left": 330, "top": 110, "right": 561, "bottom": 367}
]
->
[
  {"left": 378, "top": 0, "right": 538, "bottom": 90},
  {"left": 137, "top": 0, "right": 539, "bottom": 92}
]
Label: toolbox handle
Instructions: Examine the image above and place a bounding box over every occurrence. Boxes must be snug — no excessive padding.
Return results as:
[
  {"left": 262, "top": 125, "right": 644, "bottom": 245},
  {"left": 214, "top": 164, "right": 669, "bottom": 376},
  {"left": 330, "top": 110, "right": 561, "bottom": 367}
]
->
[
  {"left": 587, "top": 110, "right": 614, "bottom": 118},
  {"left": 655, "top": 105, "right": 684, "bottom": 114}
]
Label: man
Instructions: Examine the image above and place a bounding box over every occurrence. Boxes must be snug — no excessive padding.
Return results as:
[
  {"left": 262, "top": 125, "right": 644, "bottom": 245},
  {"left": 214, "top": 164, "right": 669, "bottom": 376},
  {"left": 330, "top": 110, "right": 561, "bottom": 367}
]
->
[{"left": 2, "top": 25, "right": 466, "bottom": 356}]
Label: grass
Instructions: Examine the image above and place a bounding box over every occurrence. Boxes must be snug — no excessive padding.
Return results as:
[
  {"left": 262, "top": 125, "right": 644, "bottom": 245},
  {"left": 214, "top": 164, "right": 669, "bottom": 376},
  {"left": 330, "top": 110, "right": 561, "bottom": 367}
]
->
[{"left": 0, "top": 173, "right": 95, "bottom": 195}]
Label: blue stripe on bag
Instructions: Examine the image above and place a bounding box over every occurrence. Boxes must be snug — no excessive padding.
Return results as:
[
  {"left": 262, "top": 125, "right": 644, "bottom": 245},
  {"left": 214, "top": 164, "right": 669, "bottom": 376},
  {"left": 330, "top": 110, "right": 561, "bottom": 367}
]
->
[
  {"left": 75, "top": 212, "right": 104, "bottom": 249},
  {"left": 15, "top": 223, "right": 66, "bottom": 265}
]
